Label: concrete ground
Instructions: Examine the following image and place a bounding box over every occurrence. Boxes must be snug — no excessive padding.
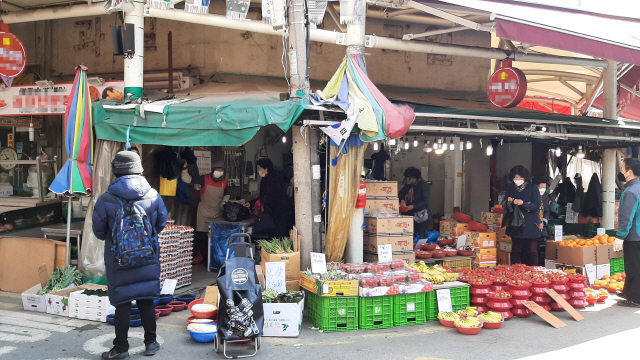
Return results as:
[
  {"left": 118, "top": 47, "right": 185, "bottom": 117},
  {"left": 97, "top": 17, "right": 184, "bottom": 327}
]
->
[{"left": 2, "top": 266, "right": 639, "bottom": 360}]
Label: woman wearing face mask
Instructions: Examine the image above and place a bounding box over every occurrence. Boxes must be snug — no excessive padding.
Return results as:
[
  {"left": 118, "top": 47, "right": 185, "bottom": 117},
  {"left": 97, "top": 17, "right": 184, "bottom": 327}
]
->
[
  {"left": 504, "top": 165, "right": 542, "bottom": 266},
  {"left": 398, "top": 167, "right": 431, "bottom": 238},
  {"left": 533, "top": 176, "right": 550, "bottom": 239},
  {"left": 246, "top": 158, "right": 290, "bottom": 238},
  {"left": 183, "top": 160, "right": 229, "bottom": 262}
]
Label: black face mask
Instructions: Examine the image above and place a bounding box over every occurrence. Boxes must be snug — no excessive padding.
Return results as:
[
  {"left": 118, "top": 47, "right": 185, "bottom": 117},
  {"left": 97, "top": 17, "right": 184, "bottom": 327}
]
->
[{"left": 618, "top": 172, "right": 628, "bottom": 182}]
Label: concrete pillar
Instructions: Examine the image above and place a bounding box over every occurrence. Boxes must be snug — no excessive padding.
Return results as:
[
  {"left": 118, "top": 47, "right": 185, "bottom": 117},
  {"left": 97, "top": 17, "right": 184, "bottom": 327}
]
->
[
  {"left": 310, "top": 128, "right": 323, "bottom": 253},
  {"left": 293, "top": 126, "right": 314, "bottom": 271},
  {"left": 287, "top": 0, "right": 310, "bottom": 98},
  {"left": 603, "top": 60, "right": 617, "bottom": 120},
  {"left": 444, "top": 137, "right": 462, "bottom": 213},
  {"left": 602, "top": 149, "right": 616, "bottom": 230},
  {"left": 124, "top": 0, "right": 144, "bottom": 100}
]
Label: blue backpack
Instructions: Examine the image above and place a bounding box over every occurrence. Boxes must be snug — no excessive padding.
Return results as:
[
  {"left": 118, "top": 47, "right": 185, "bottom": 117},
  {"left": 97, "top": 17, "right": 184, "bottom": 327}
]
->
[{"left": 110, "top": 195, "right": 157, "bottom": 268}]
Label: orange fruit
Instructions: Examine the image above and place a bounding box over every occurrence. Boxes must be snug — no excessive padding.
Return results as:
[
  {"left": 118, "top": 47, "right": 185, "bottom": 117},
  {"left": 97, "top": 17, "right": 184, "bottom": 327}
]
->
[
  {"left": 578, "top": 240, "right": 586, "bottom": 246},
  {"left": 608, "top": 238, "right": 615, "bottom": 244},
  {"left": 586, "top": 241, "right": 593, "bottom": 246},
  {"left": 603, "top": 275, "right": 609, "bottom": 280},
  {"left": 622, "top": 273, "right": 627, "bottom": 278}
]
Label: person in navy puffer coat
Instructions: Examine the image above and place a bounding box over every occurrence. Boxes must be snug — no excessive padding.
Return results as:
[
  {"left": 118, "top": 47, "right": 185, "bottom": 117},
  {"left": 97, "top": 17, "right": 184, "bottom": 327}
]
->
[{"left": 93, "top": 151, "right": 167, "bottom": 360}]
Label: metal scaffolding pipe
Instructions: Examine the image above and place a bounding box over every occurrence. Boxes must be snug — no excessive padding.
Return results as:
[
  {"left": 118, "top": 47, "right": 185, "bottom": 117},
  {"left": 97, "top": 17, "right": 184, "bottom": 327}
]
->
[{"left": 0, "top": 1, "right": 133, "bottom": 23}]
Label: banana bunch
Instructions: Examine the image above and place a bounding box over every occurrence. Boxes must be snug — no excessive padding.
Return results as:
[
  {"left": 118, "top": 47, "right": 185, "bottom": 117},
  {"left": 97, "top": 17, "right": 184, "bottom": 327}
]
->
[
  {"left": 423, "top": 274, "right": 445, "bottom": 284},
  {"left": 437, "top": 312, "right": 460, "bottom": 321},
  {"left": 442, "top": 273, "right": 458, "bottom": 282},
  {"left": 410, "top": 261, "right": 429, "bottom": 273},
  {"left": 456, "top": 307, "right": 479, "bottom": 316},
  {"left": 479, "top": 311, "right": 503, "bottom": 323},
  {"left": 454, "top": 317, "right": 481, "bottom": 328}
]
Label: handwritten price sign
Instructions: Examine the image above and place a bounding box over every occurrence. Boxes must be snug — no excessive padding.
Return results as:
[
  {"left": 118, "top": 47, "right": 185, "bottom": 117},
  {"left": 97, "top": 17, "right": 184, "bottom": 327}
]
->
[{"left": 265, "top": 261, "right": 286, "bottom": 293}]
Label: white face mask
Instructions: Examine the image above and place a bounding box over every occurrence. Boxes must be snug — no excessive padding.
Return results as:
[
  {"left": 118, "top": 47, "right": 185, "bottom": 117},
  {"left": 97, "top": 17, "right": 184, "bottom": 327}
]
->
[
  {"left": 514, "top": 179, "right": 525, "bottom": 186},
  {"left": 258, "top": 169, "right": 266, "bottom": 178},
  {"left": 539, "top": 188, "right": 546, "bottom": 196},
  {"left": 213, "top": 170, "right": 224, "bottom": 178}
]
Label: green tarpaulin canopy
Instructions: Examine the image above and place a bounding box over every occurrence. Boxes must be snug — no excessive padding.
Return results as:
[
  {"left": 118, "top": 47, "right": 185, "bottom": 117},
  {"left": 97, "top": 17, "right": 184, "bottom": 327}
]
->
[{"left": 93, "top": 85, "right": 308, "bottom": 146}]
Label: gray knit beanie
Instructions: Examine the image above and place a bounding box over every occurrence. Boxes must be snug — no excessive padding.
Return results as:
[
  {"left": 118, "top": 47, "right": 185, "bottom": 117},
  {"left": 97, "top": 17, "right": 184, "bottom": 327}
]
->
[{"left": 112, "top": 151, "right": 144, "bottom": 175}]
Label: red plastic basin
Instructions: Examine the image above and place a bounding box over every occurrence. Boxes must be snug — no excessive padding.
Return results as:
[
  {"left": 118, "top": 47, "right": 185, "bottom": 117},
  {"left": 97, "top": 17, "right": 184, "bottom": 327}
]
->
[
  {"left": 482, "top": 320, "right": 503, "bottom": 329},
  {"left": 188, "top": 298, "right": 218, "bottom": 319},
  {"left": 420, "top": 243, "right": 437, "bottom": 251},
  {"left": 438, "top": 318, "right": 456, "bottom": 328},
  {"left": 454, "top": 212, "right": 473, "bottom": 223},
  {"left": 456, "top": 324, "right": 482, "bottom": 335}
]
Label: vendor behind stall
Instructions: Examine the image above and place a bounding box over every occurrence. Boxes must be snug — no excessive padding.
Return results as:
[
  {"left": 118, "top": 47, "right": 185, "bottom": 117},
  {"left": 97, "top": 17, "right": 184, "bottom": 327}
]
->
[
  {"left": 246, "top": 158, "right": 289, "bottom": 238},
  {"left": 182, "top": 160, "right": 229, "bottom": 260},
  {"left": 398, "top": 167, "right": 431, "bottom": 238}
]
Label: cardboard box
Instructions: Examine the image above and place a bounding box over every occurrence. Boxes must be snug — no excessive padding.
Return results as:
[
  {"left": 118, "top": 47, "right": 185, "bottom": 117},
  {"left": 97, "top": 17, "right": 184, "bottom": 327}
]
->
[
  {"left": 545, "top": 241, "right": 559, "bottom": 260},
  {"left": 464, "top": 231, "right": 496, "bottom": 248},
  {"left": 363, "top": 234, "right": 412, "bottom": 253},
  {"left": 557, "top": 245, "right": 597, "bottom": 267},
  {"left": 365, "top": 216, "right": 414, "bottom": 235},
  {"left": 363, "top": 251, "right": 416, "bottom": 265},
  {"left": 21, "top": 284, "right": 47, "bottom": 313},
  {"left": 498, "top": 238, "right": 512, "bottom": 252},
  {"left": 365, "top": 198, "right": 399, "bottom": 215},
  {"left": 496, "top": 227, "right": 507, "bottom": 241},
  {"left": 364, "top": 180, "right": 398, "bottom": 198},
  {"left": 68, "top": 306, "right": 113, "bottom": 322},
  {"left": 475, "top": 248, "right": 497, "bottom": 262},
  {"left": 0, "top": 237, "right": 66, "bottom": 293},
  {"left": 476, "top": 262, "right": 497, "bottom": 268},
  {"left": 68, "top": 284, "right": 110, "bottom": 311},
  {"left": 440, "top": 220, "right": 469, "bottom": 237},
  {"left": 263, "top": 297, "right": 305, "bottom": 337},
  {"left": 481, "top": 212, "right": 504, "bottom": 227},
  {"left": 497, "top": 250, "right": 510, "bottom": 265},
  {"left": 286, "top": 280, "right": 300, "bottom": 291},
  {"left": 261, "top": 249, "right": 301, "bottom": 281},
  {"left": 555, "top": 263, "right": 586, "bottom": 276},
  {"left": 300, "top": 272, "right": 359, "bottom": 297},
  {"left": 255, "top": 265, "right": 265, "bottom": 288}
]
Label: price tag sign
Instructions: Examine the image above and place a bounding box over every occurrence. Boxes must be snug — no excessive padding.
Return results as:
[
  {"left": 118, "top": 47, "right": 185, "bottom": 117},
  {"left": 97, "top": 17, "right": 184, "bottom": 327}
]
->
[
  {"left": 555, "top": 225, "right": 563, "bottom": 242},
  {"left": 310, "top": 252, "right": 327, "bottom": 274},
  {"left": 584, "top": 263, "right": 597, "bottom": 285},
  {"left": 312, "top": 165, "right": 321, "bottom": 180},
  {"left": 265, "top": 261, "right": 287, "bottom": 293},
  {"left": 436, "top": 289, "right": 453, "bottom": 312},
  {"left": 203, "top": 286, "right": 218, "bottom": 305},
  {"left": 377, "top": 244, "right": 392, "bottom": 263},
  {"left": 160, "top": 279, "right": 177, "bottom": 295},
  {"left": 597, "top": 228, "right": 606, "bottom": 236},
  {"left": 456, "top": 235, "right": 467, "bottom": 249}
]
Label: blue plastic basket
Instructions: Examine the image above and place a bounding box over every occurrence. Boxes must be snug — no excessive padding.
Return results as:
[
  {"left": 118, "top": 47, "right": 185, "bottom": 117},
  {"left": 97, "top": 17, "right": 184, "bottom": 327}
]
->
[
  {"left": 177, "top": 294, "right": 197, "bottom": 305},
  {"left": 188, "top": 324, "right": 218, "bottom": 343}
]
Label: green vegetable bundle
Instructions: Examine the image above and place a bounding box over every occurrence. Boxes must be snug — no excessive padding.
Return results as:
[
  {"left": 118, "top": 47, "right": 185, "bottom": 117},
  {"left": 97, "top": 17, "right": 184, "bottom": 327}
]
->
[
  {"left": 38, "top": 266, "right": 84, "bottom": 295},
  {"left": 262, "top": 289, "right": 304, "bottom": 304},
  {"left": 257, "top": 237, "right": 294, "bottom": 254}
]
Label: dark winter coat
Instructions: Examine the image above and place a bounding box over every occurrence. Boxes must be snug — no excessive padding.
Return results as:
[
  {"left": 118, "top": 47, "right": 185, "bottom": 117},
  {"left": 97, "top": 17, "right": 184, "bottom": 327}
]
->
[
  {"left": 398, "top": 179, "right": 431, "bottom": 218},
  {"left": 92, "top": 175, "right": 168, "bottom": 306},
  {"left": 505, "top": 182, "right": 542, "bottom": 239},
  {"left": 253, "top": 171, "right": 290, "bottom": 238},
  {"left": 541, "top": 193, "right": 550, "bottom": 238},
  {"left": 582, "top": 173, "right": 603, "bottom": 218}
]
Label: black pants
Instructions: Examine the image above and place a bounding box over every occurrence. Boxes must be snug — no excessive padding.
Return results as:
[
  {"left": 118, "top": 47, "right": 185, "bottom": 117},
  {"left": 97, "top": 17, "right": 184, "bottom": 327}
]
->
[
  {"left": 194, "top": 231, "right": 208, "bottom": 262},
  {"left": 623, "top": 241, "right": 640, "bottom": 303},
  {"left": 415, "top": 220, "right": 431, "bottom": 239},
  {"left": 511, "top": 238, "right": 538, "bottom": 266},
  {"left": 114, "top": 299, "right": 157, "bottom": 353}
]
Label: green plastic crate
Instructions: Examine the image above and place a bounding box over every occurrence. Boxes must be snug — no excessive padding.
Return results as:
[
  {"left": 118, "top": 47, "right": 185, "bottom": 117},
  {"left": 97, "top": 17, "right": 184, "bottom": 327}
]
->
[
  {"left": 307, "top": 293, "right": 358, "bottom": 332},
  {"left": 610, "top": 258, "right": 625, "bottom": 275},
  {"left": 562, "top": 223, "right": 600, "bottom": 238},
  {"left": 426, "top": 285, "right": 470, "bottom": 321},
  {"left": 392, "top": 293, "right": 426, "bottom": 326},
  {"left": 359, "top": 296, "right": 393, "bottom": 330}
]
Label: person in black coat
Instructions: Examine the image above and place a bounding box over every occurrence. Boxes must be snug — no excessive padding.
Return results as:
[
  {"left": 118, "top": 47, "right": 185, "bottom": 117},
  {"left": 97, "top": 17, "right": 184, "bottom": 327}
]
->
[
  {"left": 247, "top": 158, "right": 290, "bottom": 238},
  {"left": 398, "top": 167, "right": 431, "bottom": 238},
  {"left": 505, "top": 166, "right": 542, "bottom": 266},
  {"left": 93, "top": 151, "right": 168, "bottom": 359}
]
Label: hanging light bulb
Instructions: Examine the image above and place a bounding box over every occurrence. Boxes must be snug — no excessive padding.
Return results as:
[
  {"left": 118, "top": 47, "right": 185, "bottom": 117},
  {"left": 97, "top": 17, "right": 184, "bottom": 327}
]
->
[
  {"left": 29, "top": 121, "right": 35, "bottom": 142},
  {"left": 413, "top": 137, "right": 418, "bottom": 147},
  {"left": 404, "top": 138, "right": 410, "bottom": 150},
  {"left": 435, "top": 138, "right": 444, "bottom": 155},
  {"left": 555, "top": 146, "right": 561, "bottom": 157},
  {"left": 282, "top": 135, "right": 287, "bottom": 143},
  {"left": 389, "top": 138, "right": 396, "bottom": 146},
  {"left": 442, "top": 138, "right": 448, "bottom": 151},
  {"left": 373, "top": 142, "right": 379, "bottom": 151},
  {"left": 466, "top": 140, "right": 472, "bottom": 150},
  {"left": 449, "top": 138, "right": 455, "bottom": 151},
  {"left": 540, "top": 126, "right": 547, "bottom": 132},
  {"left": 425, "top": 140, "right": 432, "bottom": 153},
  {"left": 576, "top": 145, "right": 585, "bottom": 159},
  {"left": 486, "top": 143, "right": 494, "bottom": 156}
]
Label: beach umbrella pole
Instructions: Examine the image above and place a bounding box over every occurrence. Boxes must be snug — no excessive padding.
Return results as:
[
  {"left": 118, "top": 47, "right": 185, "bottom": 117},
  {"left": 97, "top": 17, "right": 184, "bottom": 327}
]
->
[{"left": 66, "top": 197, "right": 72, "bottom": 267}]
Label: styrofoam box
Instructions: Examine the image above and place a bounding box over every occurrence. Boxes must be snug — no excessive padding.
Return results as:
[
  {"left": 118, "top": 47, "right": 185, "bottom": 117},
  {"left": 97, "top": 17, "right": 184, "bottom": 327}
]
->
[
  {"left": 262, "top": 297, "right": 305, "bottom": 337},
  {"left": 21, "top": 284, "right": 47, "bottom": 313},
  {"left": 69, "top": 290, "right": 111, "bottom": 311},
  {"left": 69, "top": 306, "right": 114, "bottom": 322}
]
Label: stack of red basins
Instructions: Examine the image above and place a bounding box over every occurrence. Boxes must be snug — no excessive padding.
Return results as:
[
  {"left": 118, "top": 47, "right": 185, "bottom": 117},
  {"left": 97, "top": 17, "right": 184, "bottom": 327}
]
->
[
  {"left": 509, "top": 280, "right": 532, "bottom": 318},
  {"left": 469, "top": 279, "right": 493, "bottom": 314},
  {"left": 487, "top": 290, "right": 513, "bottom": 320},
  {"left": 529, "top": 276, "right": 552, "bottom": 311},
  {"left": 567, "top": 274, "right": 589, "bottom": 309},
  {"left": 549, "top": 273, "right": 570, "bottom": 312}
]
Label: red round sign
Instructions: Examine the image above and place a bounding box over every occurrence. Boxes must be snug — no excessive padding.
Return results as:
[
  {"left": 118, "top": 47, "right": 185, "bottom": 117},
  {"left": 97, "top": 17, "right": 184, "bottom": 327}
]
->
[
  {"left": 487, "top": 66, "right": 527, "bottom": 108},
  {"left": 0, "top": 32, "right": 26, "bottom": 78}
]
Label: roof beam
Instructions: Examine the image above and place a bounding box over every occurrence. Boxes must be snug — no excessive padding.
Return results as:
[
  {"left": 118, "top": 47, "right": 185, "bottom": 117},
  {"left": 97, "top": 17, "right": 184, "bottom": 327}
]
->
[
  {"left": 326, "top": 4, "right": 345, "bottom": 32},
  {"left": 558, "top": 78, "right": 585, "bottom": 98},
  {"left": 527, "top": 87, "right": 580, "bottom": 103},
  {"left": 403, "top": 23, "right": 492, "bottom": 40},
  {"left": 386, "top": 8, "right": 421, "bottom": 18},
  {"left": 406, "top": 0, "right": 492, "bottom": 31}
]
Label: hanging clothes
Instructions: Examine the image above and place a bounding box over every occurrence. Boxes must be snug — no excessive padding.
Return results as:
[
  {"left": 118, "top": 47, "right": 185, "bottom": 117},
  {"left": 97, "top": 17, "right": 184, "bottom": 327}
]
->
[
  {"left": 582, "top": 173, "right": 603, "bottom": 218},
  {"left": 371, "top": 148, "right": 389, "bottom": 180},
  {"left": 552, "top": 177, "right": 576, "bottom": 207},
  {"left": 572, "top": 173, "right": 584, "bottom": 213}
]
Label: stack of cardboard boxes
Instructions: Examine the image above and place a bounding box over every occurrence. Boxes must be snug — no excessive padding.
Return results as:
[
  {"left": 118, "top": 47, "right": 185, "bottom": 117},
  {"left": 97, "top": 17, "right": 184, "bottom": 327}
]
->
[
  {"left": 546, "top": 237, "right": 623, "bottom": 277},
  {"left": 470, "top": 212, "right": 503, "bottom": 268},
  {"left": 363, "top": 181, "right": 415, "bottom": 264},
  {"left": 261, "top": 249, "right": 301, "bottom": 291}
]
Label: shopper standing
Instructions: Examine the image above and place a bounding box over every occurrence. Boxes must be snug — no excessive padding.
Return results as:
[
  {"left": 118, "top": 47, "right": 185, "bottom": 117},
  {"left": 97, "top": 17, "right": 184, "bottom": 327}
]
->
[
  {"left": 504, "top": 165, "right": 541, "bottom": 266},
  {"left": 399, "top": 167, "right": 431, "bottom": 238},
  {"left": 246, "top": 158, "right": 290, "bottom": 238},
  {"left": 616, "top": 158, "right": 640, "bottom": 307},
  {"left": 93, "top": 151, "right": 168, "bottom": 359}
]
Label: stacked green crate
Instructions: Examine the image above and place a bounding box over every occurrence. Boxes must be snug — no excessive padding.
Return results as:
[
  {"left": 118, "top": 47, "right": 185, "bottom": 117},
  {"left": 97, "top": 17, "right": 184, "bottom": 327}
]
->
[
  {"left": 425, "top": 286, "right": 470, "bottom": 321},
  {"left": 392, "top": 293, "right": 426, "bottom": 326},
  {"left": 307, "top": 293, "right": 358, "bottom": 332},
  {"left": 359, "top": 296, "right": 394, "bottom": 330},
  {"left": 610, "top": 258, "right": 625, "bottom": 275}
]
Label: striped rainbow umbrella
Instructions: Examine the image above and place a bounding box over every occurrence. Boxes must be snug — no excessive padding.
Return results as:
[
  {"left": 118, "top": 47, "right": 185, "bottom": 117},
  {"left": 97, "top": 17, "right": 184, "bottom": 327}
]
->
[{"left": 49, "top": 64, "right": 93, "bottom": 197}]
